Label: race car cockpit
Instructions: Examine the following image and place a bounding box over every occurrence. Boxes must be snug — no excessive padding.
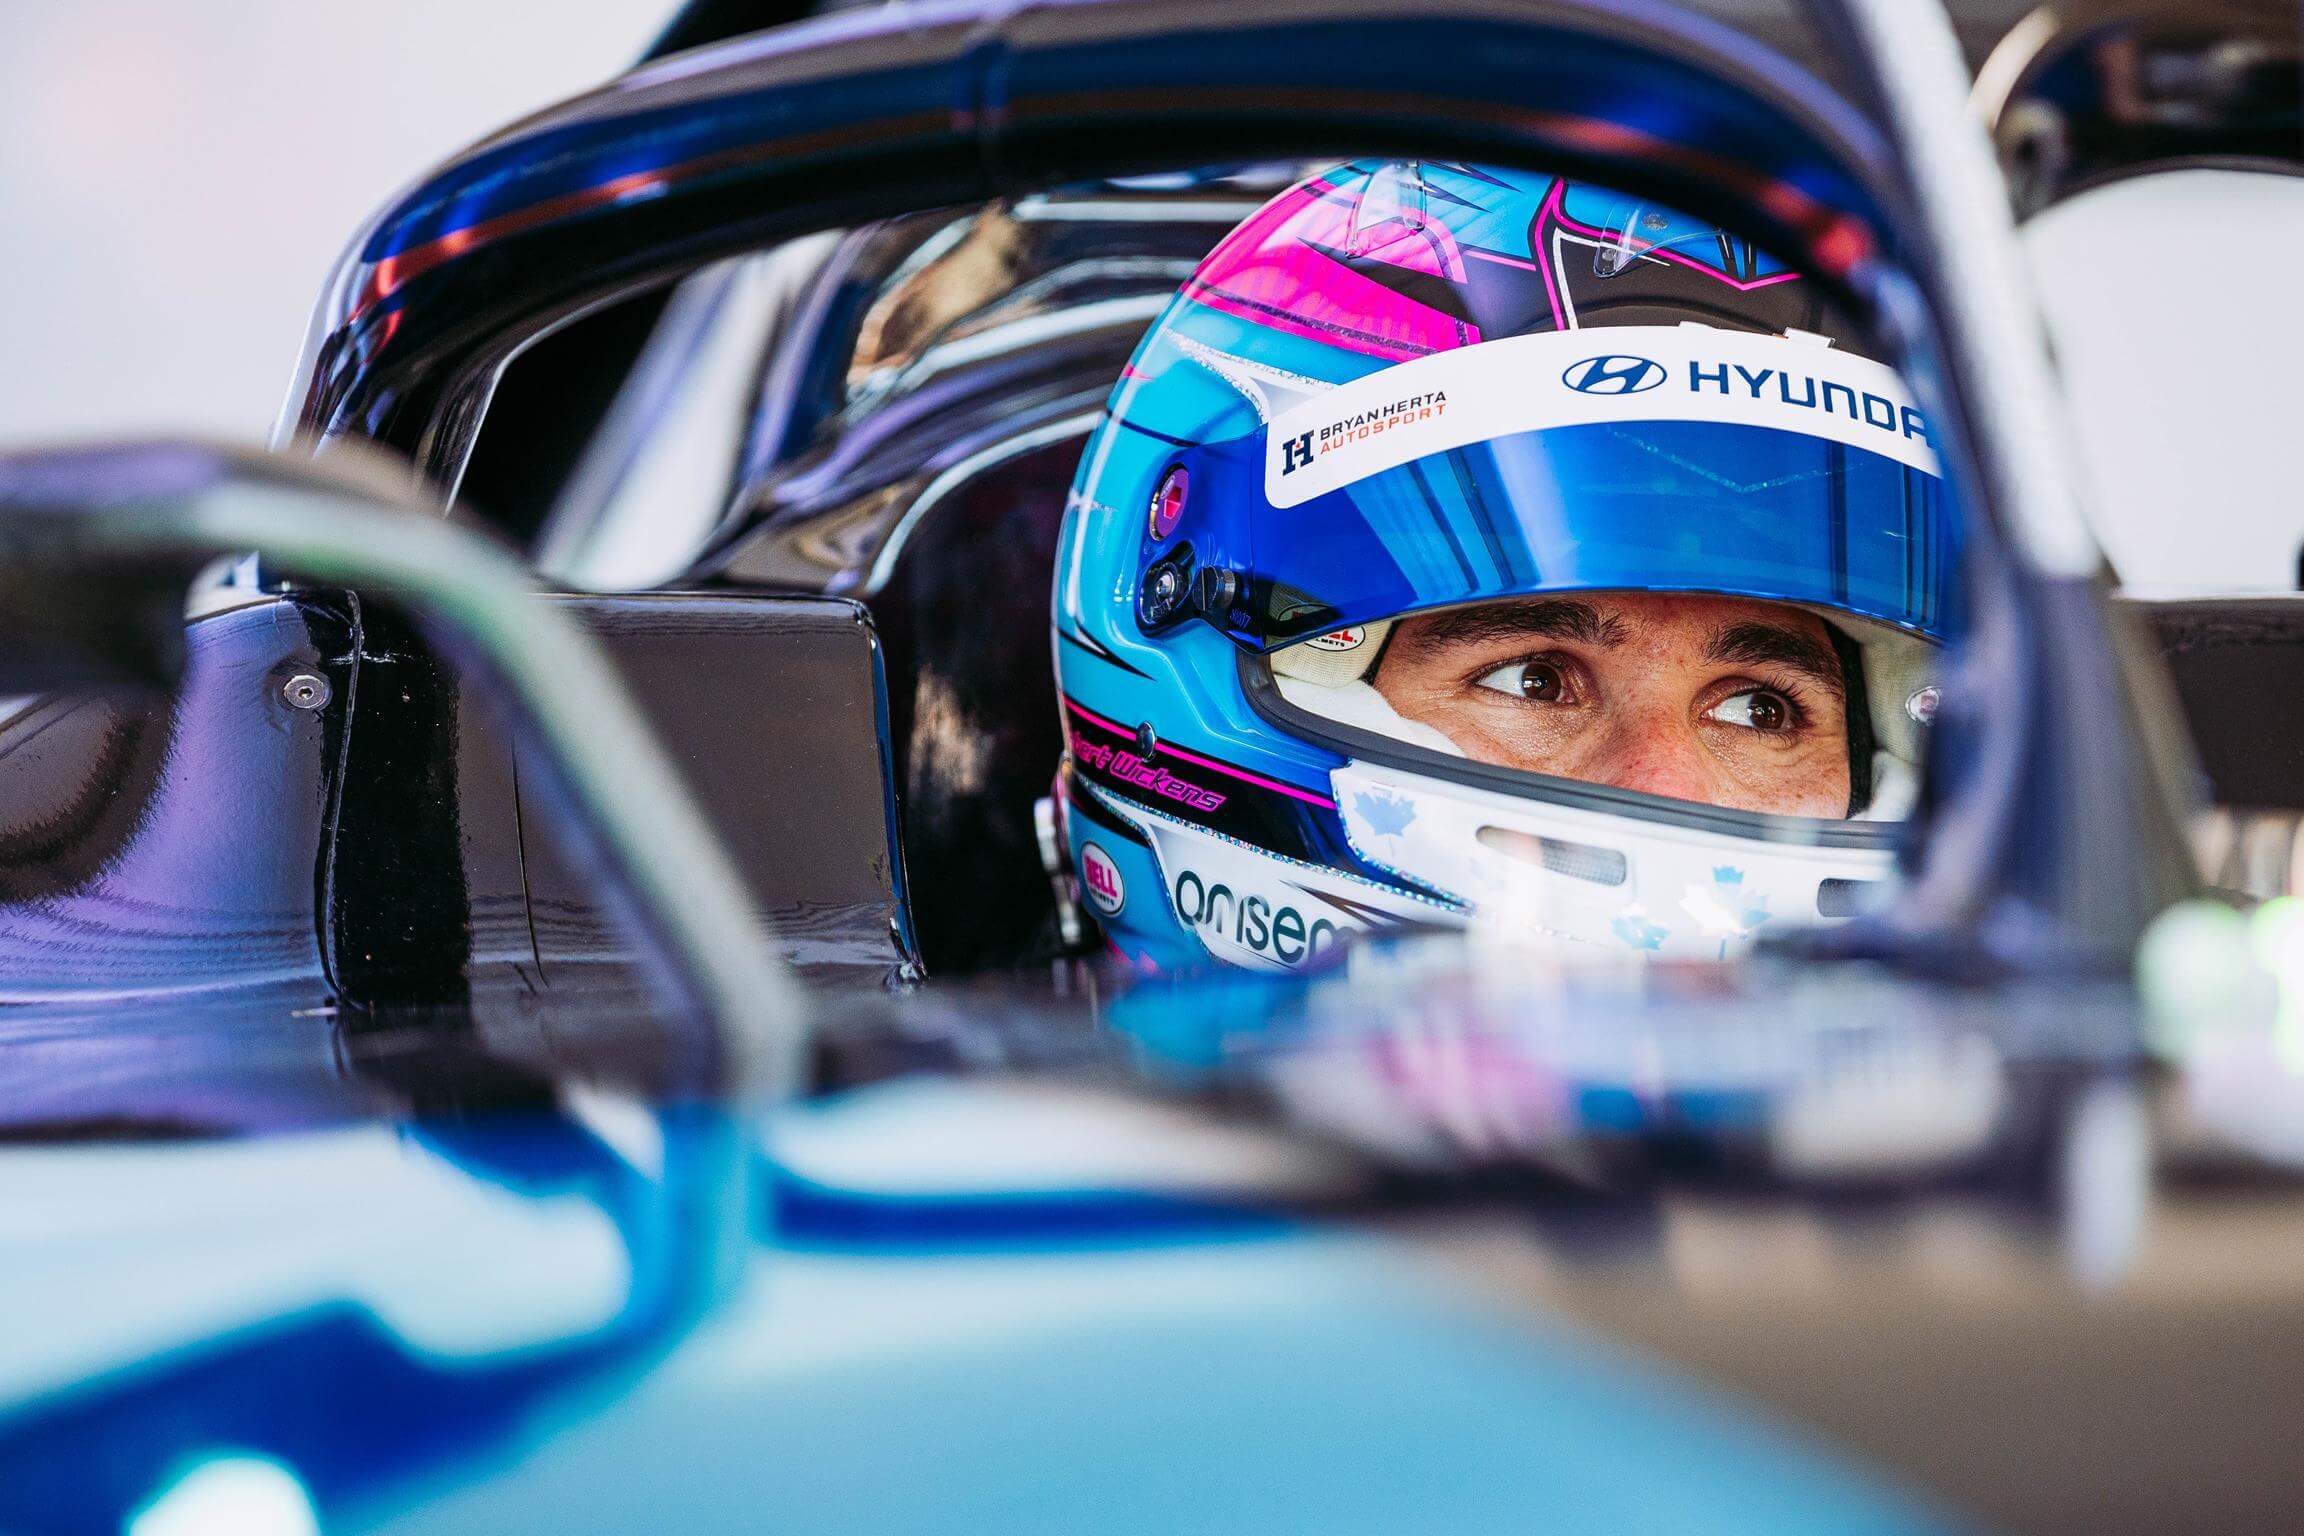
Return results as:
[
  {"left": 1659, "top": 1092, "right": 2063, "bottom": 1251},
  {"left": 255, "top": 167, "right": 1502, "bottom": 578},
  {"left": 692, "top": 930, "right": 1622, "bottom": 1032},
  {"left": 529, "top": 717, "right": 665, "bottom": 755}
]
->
[
  {"left": 11, "top": 5, "right": 2304, "bottom": 1534},
  {"left": 330, "top": 160, "right": 1972, "bottom": 986}
]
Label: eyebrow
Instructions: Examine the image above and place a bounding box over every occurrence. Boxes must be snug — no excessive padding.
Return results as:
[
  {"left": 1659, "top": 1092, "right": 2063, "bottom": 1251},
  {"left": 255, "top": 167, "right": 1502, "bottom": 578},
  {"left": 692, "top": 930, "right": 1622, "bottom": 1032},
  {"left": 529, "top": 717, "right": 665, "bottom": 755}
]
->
[
  {"left": 1704, "top": 619, "right": 1846, "bottom": 697},
  {"left": 1404, "top": 599, "right": 1628, "bottom": 651}
]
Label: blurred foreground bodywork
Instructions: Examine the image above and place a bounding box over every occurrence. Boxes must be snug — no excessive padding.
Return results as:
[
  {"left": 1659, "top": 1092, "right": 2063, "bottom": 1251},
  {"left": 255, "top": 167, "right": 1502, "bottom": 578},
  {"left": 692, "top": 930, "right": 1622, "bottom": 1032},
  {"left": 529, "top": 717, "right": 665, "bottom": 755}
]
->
[{"left": 18, "top": 948, "right": 2304, "bottom": 1534}]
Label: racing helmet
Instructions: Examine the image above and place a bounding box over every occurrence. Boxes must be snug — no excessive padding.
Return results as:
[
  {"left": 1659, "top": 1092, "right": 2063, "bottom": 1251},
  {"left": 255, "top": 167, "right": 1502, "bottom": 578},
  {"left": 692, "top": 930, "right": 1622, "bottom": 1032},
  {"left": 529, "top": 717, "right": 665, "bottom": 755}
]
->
[{"left": 1052, "top": 161, "right": 1957, "bottom": 972}]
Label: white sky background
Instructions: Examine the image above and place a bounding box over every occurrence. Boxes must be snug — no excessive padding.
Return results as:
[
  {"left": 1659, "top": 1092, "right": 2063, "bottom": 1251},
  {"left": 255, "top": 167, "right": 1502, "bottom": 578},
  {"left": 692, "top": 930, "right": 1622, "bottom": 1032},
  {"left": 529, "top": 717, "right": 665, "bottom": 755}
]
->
[
  {"left": 2025, "top": 169, "right": 2304, "bottom": 591},
  {"left": 0, "top": 1, "right": 653, "bottom": 446}
]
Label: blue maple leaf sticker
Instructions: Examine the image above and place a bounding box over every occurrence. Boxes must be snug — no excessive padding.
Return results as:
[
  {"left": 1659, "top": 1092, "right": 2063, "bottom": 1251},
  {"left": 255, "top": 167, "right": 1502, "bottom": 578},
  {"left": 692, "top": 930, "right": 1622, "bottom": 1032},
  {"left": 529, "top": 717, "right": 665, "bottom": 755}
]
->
[
  {"left": 1353, "top": 790, "right": 1417, "bottom": 839},
  {"left": 1611, "top": 911, "right": 1668, "bottom": 951},
  {"left": 1681, "top": 866, "right": 1771, "bottom": 947}
]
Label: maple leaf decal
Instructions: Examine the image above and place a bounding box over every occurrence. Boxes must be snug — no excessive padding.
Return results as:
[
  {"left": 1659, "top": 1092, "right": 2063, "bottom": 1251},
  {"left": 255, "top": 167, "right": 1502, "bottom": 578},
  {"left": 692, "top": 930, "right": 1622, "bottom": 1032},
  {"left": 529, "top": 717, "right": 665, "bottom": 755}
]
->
[
  {"left": 1682, "top": 865, "right": 1771, "bottom": 935},
  {"left": 1353, "top": 790, "right": 1418, "bottom": 840}
]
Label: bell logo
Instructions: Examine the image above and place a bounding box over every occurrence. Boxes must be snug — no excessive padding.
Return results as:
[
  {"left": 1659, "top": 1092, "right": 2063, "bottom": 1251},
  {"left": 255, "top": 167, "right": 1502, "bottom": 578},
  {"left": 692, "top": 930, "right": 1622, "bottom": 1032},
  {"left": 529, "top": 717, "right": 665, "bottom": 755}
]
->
[
  {"left": 1080, "top": 842, "right": 1126, "bottom": 916},
  {"left": 1280, "top": 431, "right": 1315, "bottom": 474}
]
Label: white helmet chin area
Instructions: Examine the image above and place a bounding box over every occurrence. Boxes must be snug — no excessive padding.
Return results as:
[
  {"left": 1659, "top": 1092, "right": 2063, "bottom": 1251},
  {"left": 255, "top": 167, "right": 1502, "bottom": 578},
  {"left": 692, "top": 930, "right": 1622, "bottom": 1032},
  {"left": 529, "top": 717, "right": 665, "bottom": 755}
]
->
[{"left": 1331, "top": 759, "right": 1894, "bottom": 961}]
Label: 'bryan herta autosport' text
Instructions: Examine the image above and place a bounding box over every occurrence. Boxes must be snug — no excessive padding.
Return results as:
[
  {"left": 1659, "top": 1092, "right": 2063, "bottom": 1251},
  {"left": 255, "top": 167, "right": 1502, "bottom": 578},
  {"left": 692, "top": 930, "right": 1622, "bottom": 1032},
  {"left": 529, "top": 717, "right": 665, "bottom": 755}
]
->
[
  {"left": 1075, "top": 740, "right": 1227, "bottom": 813},
  {"left": 1282, "top": 392, "right": 1448, "bottom": 473}
]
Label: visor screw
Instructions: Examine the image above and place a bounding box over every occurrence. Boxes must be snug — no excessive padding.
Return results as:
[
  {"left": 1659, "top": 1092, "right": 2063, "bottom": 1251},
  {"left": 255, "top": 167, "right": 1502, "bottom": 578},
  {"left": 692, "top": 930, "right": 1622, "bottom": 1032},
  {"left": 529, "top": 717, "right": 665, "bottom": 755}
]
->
[
  {"left": 1134, "top": 722, "right": 1159, "bottom": 760},
  {"left": 1142, "top": 560, "right": 1188, "bottom": 626},
  {"left": 281, "top": 672, "right": 332, "bottom": 712},
  {"left": 1906, "top": 685, "right": 1941, "bottom": 727}
]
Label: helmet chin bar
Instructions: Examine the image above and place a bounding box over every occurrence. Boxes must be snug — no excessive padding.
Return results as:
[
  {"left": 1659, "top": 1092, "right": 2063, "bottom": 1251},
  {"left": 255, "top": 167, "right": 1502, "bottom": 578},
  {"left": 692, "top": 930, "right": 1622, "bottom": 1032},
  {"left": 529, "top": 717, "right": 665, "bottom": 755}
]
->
[
  {"left": 1330, "top": 760, "right": 1897, "bottom": 961},
  {"left": 1190, "top": 648, "right": 1907, "bottom": 970}
]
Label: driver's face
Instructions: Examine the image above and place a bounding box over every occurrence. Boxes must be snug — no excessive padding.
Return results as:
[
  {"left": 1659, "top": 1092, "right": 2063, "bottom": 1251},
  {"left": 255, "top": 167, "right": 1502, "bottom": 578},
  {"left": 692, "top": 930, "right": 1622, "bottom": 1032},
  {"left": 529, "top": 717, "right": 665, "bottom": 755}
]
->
[{"left": 1372, "top": 592, "right": 1851, "bottom": 818}]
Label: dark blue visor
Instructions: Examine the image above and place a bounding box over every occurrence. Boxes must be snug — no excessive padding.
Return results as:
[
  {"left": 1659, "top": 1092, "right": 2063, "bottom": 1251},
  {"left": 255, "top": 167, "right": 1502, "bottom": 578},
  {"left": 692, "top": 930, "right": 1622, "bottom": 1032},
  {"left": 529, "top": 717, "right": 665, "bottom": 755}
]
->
[{"left": 1225, "top": 418, "right": 1955, "bottom": 649}]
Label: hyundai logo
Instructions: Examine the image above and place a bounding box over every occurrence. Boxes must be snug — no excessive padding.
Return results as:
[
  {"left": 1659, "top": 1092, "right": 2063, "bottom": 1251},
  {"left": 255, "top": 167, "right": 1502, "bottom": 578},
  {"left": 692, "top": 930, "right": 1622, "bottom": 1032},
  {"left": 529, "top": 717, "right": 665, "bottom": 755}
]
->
[{"left": 1562, "top": 354, "right": 1667, "bottom": 395}]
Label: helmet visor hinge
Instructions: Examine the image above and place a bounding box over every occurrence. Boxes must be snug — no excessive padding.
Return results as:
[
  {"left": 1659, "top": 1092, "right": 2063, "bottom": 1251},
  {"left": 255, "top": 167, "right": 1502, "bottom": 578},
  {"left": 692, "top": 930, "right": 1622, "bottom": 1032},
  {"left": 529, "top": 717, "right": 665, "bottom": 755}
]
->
[{"left": 1137, "top": 544, "right": 1246, "bottom": 636}]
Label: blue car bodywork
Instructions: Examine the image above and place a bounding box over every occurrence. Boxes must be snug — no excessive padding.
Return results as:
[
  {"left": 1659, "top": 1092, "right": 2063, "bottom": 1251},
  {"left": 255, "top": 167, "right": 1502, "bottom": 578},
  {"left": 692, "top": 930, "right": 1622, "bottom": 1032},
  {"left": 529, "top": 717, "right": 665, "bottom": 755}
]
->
[{"left": 4, "top": 1076, "right": 1962, "bottom": 1536}]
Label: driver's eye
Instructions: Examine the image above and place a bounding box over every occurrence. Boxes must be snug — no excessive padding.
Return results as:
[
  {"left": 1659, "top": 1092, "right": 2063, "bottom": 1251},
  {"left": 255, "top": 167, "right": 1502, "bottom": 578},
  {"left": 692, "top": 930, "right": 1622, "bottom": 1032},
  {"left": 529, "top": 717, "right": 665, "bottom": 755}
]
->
[
  {"left": 1475, "top": 659, "right": 1570, "bottom": 703},
  {"left": 1706, "top": 687, "right": 1793, "bottom": 732}
]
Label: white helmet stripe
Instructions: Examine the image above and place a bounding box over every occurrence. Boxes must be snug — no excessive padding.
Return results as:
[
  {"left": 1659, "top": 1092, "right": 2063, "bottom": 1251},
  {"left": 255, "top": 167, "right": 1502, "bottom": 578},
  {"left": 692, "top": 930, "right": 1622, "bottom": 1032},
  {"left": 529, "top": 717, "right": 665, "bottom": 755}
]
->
[{"left": 1264, "top": 325, "right": 1941, "bottom": 509}]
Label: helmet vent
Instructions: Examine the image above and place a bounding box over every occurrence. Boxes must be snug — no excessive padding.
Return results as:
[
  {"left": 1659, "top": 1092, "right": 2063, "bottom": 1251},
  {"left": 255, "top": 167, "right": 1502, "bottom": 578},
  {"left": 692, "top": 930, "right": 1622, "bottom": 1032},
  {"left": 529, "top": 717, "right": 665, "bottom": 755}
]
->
[
  {"left": 1345, "top": 160, "right": 1430, "bottom": 255},
  {"left": 1476, "top": 826, "right": 1628, "bottom": 886},
  {"left": 1815, "top": 877, "right": 1884, "bottom": 917}
]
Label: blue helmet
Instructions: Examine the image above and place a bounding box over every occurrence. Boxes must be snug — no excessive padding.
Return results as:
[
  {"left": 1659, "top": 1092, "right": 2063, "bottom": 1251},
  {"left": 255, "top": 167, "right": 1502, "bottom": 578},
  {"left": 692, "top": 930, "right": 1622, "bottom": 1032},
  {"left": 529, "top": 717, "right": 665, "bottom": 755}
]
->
[{"left": 1052, "top": 161, "right": 1958, "bottom": 973}]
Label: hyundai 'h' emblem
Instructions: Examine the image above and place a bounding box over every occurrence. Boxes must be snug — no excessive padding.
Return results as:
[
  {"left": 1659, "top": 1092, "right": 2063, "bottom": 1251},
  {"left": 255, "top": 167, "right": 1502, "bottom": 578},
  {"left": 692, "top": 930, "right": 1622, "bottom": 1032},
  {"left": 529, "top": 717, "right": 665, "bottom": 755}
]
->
[{"left": 1561, "top": 354, "right": 1667, "bottom": 395}]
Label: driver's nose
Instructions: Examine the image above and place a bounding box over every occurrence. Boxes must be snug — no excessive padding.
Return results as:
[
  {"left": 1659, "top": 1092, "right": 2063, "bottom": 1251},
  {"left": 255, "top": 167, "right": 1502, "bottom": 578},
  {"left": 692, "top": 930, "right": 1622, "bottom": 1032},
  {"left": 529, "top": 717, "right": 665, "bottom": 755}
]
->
[{"left": 1589, "top": 719, "right": 1715, "bottom": 805}]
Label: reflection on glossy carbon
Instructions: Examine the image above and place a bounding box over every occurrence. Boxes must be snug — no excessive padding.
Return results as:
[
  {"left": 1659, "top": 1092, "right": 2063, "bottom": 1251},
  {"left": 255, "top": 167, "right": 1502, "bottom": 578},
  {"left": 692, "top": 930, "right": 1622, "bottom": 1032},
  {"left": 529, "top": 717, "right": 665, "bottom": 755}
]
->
[
  {"left": 511, "top": 594, "right": 915, "bottom": 987},
  {"left": 0, "top": 595, "right": 339, "bottom": 1000},
  {"left": 703, "top": 189, "right": 1274, "bottom": 974}
]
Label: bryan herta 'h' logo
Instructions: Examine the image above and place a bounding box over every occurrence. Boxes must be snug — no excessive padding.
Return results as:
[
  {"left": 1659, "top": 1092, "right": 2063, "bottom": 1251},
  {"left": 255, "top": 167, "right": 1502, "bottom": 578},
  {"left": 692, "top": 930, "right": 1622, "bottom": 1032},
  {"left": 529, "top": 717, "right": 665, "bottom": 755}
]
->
[
  {"left": 1562, "top": 353, "right": 1667, "bottom": 395},
  {"left": 1281, "top": 431, "right": 1315, "bottom": 474}
]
